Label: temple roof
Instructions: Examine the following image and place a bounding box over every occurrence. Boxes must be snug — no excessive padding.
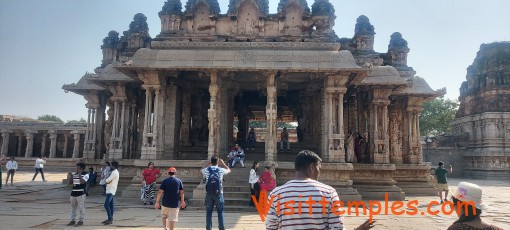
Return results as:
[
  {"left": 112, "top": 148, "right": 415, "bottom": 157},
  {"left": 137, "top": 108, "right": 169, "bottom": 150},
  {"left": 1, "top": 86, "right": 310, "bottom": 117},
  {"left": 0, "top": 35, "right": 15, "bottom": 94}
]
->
[
  {"left": 62, "top": 73, "right": 105, "bottom": 93},
  {"left": 117, "top": 44, "right": 363, "bottom": 72},
  {"left": 394, "top": 76, "right": 439, "bottom": 97},
  {"left": 90, "top": 64, "right": 135, "bottom": 83},
  {"left": 360, "top": 66, "right": 406, "bottom": 86}
]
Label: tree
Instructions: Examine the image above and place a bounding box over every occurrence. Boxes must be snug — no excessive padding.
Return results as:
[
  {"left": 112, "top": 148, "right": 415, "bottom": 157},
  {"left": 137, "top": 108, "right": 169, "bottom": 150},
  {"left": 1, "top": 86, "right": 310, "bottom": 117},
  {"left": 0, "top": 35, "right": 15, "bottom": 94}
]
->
[
  {"left": 419, "top": 98, "right": 459, "bottom": 136},
  {"left": 67, "top": 118, "right": 86, "bottom": 123},
  {"left": 38, "top": 114, "right": 63, "bottom": 123}
]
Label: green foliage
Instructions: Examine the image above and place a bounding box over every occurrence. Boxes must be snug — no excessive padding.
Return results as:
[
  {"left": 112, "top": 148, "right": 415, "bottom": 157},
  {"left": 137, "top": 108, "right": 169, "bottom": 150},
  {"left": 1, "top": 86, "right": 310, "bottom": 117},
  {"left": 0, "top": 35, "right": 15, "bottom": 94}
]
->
[
  {"left": 37, "top": 115, "right": 63, "bottom": 123},
  {"left": 419, "top": 98, "right": 459, "bottom": 136},
  {"left": 67, "top": 118, "right": 86, "bottom": 123}
]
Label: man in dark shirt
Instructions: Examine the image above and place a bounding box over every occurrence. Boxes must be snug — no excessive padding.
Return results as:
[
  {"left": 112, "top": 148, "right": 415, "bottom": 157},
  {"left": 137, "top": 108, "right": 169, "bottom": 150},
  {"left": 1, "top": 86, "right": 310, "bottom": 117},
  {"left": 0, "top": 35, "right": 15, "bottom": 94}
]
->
[
  {"left": 435, "top": 161, "right": 452, "bottom": 203},
  {"left": 85, "top": 167, "right": 97, "bottom": 196},
  {"left": 155, "top": 167, "right": 185, "bottom": 230},
  {"left": 67, "top": 163, "right": 89, "bottom": 227}
]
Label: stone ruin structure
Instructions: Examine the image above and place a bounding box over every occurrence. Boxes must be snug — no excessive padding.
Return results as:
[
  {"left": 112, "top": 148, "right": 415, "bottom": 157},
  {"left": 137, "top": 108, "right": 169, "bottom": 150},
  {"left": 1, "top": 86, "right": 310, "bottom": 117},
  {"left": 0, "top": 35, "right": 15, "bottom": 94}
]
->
[
  {"left": 0, "top": 115, "right": 87, "bottom": 169},
  {"left": 57, "top": 0, "right": 443, "bottom": 201},
  {"left": 451, "top": 42, "right": 510, "bottom": 179}
]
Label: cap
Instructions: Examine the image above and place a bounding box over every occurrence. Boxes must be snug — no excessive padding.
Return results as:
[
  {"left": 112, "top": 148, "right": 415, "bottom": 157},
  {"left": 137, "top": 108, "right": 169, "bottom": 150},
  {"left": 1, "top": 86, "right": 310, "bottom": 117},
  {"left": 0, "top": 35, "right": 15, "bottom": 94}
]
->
[{"left": 168, "top": 167, "right": 177, "bottom": 173}]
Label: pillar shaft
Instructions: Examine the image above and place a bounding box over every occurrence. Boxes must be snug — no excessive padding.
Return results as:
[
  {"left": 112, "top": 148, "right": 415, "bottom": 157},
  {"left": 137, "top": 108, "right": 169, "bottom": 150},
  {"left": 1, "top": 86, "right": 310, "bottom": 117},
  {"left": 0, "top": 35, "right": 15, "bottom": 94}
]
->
[
  {"left": 25, "top": 132, "right": 34, "bottom": 158},
  {"left": 49, "top": 132, "right": 57, "bottom": 158},
  {"left": 72, "top": 132, "right": 80, "bottom": 159},
  {"left": 207, "top": 71, "right": 220, "bottom": 159},
  {"left": 41, "top": 133, "right": 47, "bottom": 156},
  {"left": 1, "top": 132, "right": 10, "bottom": 156},
  {"left": 265, "top": 72, "right": 278, "bottom": 162}
]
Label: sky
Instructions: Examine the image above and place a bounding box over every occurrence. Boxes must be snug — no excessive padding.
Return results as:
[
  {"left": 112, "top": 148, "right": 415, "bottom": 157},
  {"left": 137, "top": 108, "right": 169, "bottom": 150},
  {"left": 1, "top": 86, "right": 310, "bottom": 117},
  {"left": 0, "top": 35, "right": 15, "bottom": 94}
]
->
[{"left": 0, "top": 0, "right": 509, "bottom": 122}]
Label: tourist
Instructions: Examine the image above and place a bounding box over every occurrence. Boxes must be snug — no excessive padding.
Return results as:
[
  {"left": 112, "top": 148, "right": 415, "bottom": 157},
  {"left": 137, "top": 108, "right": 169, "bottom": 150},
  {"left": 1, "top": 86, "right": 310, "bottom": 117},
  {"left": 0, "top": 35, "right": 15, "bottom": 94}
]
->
[
  {"left": 435, "top": 161, "right": 453, "bottom": 203},
  {"left": 248, "top": 161, "right": 260, "bottom": 207},
  {"left": 0, "top": 156, "right": 5, "bottom": 189},
  {"left": 32, "top": 155, "right": 47, "bottom": 182},
  {"left": 280, "top": 127, "right": 290, "bottom": 152},
  {"left": 258, "top": 165, "right": 276, "bottom": 194},
  {"left": 100, "top": 161, "right": 111, "bottom": 195},
  {"left": 5, "top": 156, "right": 18, "bottom": 186},
  {"left": 354, "top": 132, "right": 365, "bottom": 163},
  {"left": 227, "top": 146, "right": 236, "bottom": 167},
  {"left": 201, "top": 156, "right": 231, "bottom": 230},
  {"left": 447, "top": 182, "right": 503, "bottom": 230},
  {"left": 85, "top": 167, "right": 98, "bottom": 196},
  {"left": 246, "top": 127, "right": 256, "bottom": 150},
  {"left": 155, "top": 167, "right": 185, "bottom": 230},
  {"left": 141, "top": 162, "right": 161, "bottom": 205},
  {"left": 102, "top": 161, "right": 119, "bottom": 225},
  {"left": 265, "top": 150, "right": 375, "bottom": 230},
  {"left": 67, "top": 163, "right": 89, "bottom": 227},
  {"left": 231, "top": 143, "right": 245, "bottom": 168}
]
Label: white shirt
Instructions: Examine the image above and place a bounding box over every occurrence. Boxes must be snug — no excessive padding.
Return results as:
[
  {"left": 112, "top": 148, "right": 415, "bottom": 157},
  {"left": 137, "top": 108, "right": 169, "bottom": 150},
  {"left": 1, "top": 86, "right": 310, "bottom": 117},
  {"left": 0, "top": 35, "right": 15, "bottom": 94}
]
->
[
  {"left": 6, "top": 160, "right": 18, "bottom": 170},
  {"left": 106, "top": 169, "right": 119, "bottom": 195},
  {"left": 249, "top": 168, "right": 259, "bottom": 185},
  {"left": 35, "top": 158, "right": 46, "bottom": 169}
]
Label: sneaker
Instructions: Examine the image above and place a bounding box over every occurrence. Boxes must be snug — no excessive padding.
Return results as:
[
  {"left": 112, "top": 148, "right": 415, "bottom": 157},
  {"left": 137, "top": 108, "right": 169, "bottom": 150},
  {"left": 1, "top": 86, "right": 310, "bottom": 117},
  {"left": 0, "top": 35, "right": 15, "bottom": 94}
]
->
[
  {"left": 101, "top": 220, "right": 108, "bottom": 224},
  {"left": 67, "top": 221, "right": 76, "bottom": 226},
  {"left": 104, "top": 220, "right": 112, "bottom": 225},
  {"left": 74, "top": 221, "right": 83, "bottom": 227}
]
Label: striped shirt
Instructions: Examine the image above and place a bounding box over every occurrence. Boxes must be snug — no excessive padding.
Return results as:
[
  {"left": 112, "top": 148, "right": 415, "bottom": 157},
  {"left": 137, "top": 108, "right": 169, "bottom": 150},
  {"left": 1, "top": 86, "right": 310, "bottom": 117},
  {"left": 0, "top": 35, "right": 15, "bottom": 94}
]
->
[{"left": 265, "top": 179, "right": 344, "bottom": 230}]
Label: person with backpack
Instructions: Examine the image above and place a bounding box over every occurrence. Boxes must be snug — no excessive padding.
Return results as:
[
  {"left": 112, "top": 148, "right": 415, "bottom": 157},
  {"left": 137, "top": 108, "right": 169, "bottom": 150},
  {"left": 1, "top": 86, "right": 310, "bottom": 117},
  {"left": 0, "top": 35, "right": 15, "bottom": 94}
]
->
[{"left": 201, "top": 156, "right": 231, "bottom": 230}]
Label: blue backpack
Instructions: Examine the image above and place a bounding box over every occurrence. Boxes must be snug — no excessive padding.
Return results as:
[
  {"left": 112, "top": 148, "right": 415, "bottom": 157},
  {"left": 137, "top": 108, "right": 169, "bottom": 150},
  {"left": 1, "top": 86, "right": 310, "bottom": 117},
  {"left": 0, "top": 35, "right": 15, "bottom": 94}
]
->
[{"left": 206, "top": 167, "right": 222, "bottom": 194}]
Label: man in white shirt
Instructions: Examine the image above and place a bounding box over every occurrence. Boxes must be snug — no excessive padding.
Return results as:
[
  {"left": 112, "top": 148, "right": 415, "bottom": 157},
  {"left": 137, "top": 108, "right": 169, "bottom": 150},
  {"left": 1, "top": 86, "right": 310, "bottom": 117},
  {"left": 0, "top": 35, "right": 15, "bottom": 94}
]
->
[
  {"left": 32, "top": 155, "right": 47, "bottom": 182},
  {"left": 103, "top": 161, "right": 119, "bottom": 225},
  {"left": 6, "top": 156, "right": 18, "bottom": 186}
]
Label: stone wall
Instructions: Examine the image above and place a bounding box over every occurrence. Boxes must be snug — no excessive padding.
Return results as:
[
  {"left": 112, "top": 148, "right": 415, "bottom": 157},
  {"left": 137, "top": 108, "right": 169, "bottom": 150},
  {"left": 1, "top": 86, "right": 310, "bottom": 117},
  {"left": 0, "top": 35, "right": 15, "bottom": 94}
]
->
[{"left": 426, "top": 146, "right": 465, "bottom": 178}]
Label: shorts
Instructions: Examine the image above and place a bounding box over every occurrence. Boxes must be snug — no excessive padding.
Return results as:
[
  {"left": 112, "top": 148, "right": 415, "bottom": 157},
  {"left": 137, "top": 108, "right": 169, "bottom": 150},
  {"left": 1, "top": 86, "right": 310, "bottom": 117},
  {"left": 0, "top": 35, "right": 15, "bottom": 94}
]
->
[
  {"left": 161, "top": 206, "right": 180, "bottom": 222},
  {"left": 436, "top": 183, "right": 449, "bottom": 191}
]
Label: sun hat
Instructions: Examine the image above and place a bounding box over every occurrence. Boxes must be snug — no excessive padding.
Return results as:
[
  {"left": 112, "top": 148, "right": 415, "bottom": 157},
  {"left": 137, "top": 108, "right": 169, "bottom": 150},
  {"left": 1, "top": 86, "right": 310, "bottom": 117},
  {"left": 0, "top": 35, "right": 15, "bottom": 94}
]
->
[
  {"left": 168, "top": 167, "right": 177, "bottom": 173},
  {"left": 451, "top": 182, "right": 487, "bottom": 210}
]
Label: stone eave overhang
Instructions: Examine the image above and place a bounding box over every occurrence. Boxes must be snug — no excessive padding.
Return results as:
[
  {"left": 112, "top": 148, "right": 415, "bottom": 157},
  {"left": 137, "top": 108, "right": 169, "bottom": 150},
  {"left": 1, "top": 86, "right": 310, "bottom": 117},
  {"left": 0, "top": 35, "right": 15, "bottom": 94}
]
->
[
  {"left": 358, "top": 66, "right": 407, "bottom": 90},
  {"left": 62, "top": 74, "right": 107, "bottom": 96}
]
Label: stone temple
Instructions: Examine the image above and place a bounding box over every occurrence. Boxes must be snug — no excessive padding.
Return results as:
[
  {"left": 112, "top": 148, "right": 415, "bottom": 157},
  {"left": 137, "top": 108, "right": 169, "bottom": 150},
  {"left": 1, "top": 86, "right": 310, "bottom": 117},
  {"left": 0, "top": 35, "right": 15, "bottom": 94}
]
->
[
  {"left": 1, "top": 0, "right": 442, "bottom": 202},
  {"left": 451, "top": 42, "right": 510, "bottom": 179}
]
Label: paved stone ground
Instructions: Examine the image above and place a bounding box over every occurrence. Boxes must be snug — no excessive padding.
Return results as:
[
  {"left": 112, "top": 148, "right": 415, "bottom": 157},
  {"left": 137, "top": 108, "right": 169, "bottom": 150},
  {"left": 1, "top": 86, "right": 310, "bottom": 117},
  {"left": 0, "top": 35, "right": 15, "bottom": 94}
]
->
[{"left": 0, "top": 172, "right": 509, "bottom": 230}]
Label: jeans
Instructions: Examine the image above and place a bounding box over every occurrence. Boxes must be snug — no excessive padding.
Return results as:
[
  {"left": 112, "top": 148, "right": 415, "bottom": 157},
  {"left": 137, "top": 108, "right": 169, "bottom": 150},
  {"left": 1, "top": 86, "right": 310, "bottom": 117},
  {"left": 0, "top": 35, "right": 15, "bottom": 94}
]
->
[
  {"left": 104, "top": 194, "right": 114, "bottom": 221},
  {"left": 32, "top": 168, "right": 45, "bottom": 181},
  {"left": 206, "top": 193, "right": 225, "bottom": 230},
  {"left": 6, "top": 170, "right": 15, "bottom": 185},
  {"left": 231, "top": 157, "right": 244, "bottom": 167},
  {"left": 280, "top": 140, "right": 290, "bottom": 150}
]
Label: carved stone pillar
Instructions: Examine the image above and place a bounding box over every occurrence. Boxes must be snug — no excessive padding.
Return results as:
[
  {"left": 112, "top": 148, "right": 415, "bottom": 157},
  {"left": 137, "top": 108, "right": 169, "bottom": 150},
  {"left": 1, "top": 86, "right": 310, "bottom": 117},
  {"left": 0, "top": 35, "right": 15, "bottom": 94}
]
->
[
  {"left": 265, "top": 72, "right": 278, "bottom": 162},
  {"left": 72, "top": 131, "right": 81, "bottom": 159},
  {"left": 180, "top": 91, "right": 191, "bottom": 146},
  {"left": 49, "top": 131, "right": 57, "bottom": 158},
  {"left": 369, "top": 89, "right": 392, "bottom": 164},
  {"left": 107, "top": 83, "right": 129, "bottom": 160},
  {"left": 41, "top": 133, "right": 48, "bottom": 156},
  {"left": 207, "top": 71, "right": 220, "bottom": 159},
  {"left": 139, "top": 70, "right": 163, "bottom": 160},
  {"left": 17, "top": 134, "right": 23, "bottom": 157},
  {"left": 323, "top": 75, "right": 348, "bottom": 163},
  {"left": 25, "top": 131, "right": 35, "bottom": 158},
  {"left": 405, "top": 97, "right": 424, "bottom": 164},
  {"left": 1, "top": 130, "right": 11, "bottom": 156},
  {"left": 389, "top": 104, "right": 403, "bottom": 164},
  {"left": 63, "top": 133, "right": 69, "bottom": 158}
]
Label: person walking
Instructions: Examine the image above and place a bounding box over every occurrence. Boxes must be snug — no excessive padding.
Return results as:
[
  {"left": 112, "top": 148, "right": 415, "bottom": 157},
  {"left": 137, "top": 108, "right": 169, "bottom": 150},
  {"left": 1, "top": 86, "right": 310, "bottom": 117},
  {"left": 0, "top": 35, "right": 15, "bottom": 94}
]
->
[
  {"left": 435, "top": 161, "right": 453, "bottom": 203},
  {"left": 102, "top": 161, "right": 119, "bottom": 225},
  {"left": 265, "top": 150, "right": 375, "bottom": 230},
  {"left": 100, "top": 161, "right": 111, "bottom": 195},
  {"left": 67, "top": 163, "right": 89, "bottom": 227},
  {"left": 246, "top": 127, "right": 256, "bottom": 151},
  {"left": 141, "top": 162, "right": 161, "bottom": 205},
  {"left": 248, "top": 161, "right": 260, "bottom": 207},
  {"left": 32, "top": 155, "right": 47, "bottom": 182},
  {"left": 155, "top": 167, "right": 186, "bottom": 230},
  {"left": 201, "top": 156, "right": 231, "bottom": 230},
  {"left": 447, "top": 182, "right": 503, "bottom": 230},
  {"left": 5, "top": 156, "right": 18, "bottom": 186},
  {"left": 231, "top": 144, "right": 245, "bottom": 168},
  {"left": 280, "top": 128, "right": 290, "bottom": 152}
]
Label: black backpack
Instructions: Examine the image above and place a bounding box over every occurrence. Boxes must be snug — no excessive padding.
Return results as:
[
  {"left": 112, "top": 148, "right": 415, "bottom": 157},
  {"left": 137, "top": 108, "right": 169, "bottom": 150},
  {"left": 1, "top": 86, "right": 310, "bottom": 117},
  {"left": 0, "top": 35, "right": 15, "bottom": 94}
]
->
[{"left": 205, "top": 167, "right": 222, "bottom": 194}]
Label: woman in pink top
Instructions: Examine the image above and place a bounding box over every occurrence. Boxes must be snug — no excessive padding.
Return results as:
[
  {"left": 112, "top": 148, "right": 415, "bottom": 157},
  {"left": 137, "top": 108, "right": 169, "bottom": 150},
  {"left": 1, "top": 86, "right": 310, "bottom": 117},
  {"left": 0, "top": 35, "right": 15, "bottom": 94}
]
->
[
  {"left": 258, "top": 166, "right": 276, "bottom": 193},
  {"left": 141, "top": 162, "right": 161, "bottom": 205}
]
